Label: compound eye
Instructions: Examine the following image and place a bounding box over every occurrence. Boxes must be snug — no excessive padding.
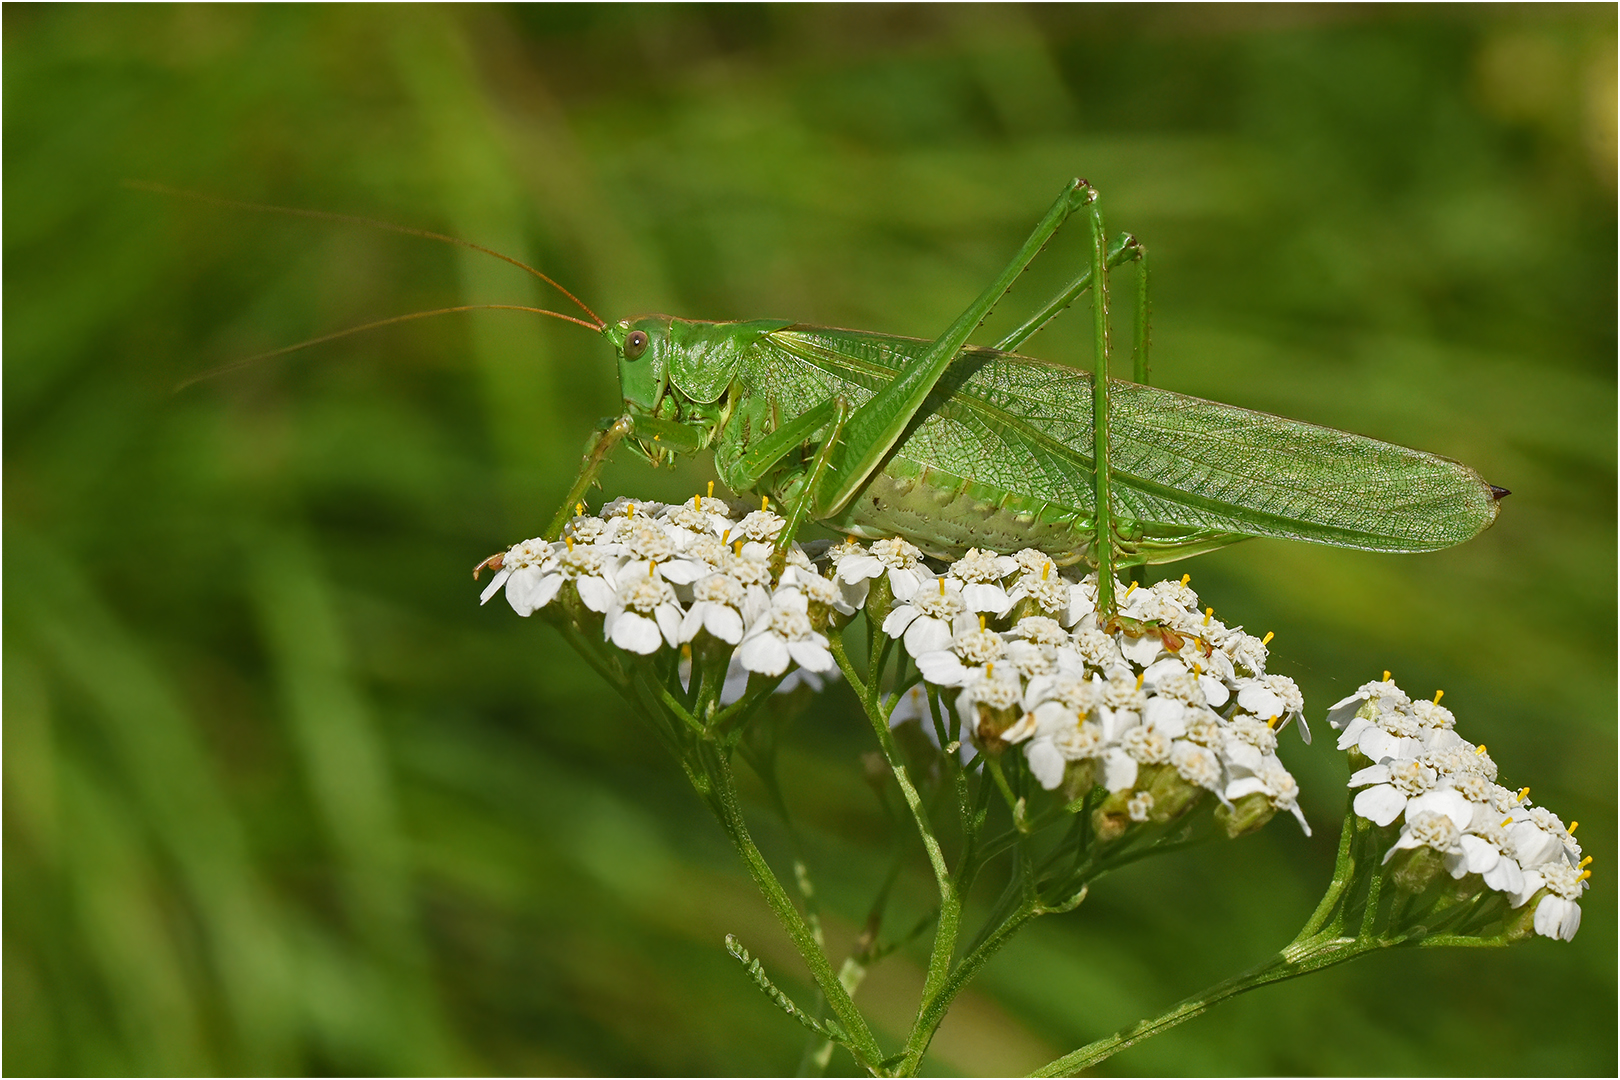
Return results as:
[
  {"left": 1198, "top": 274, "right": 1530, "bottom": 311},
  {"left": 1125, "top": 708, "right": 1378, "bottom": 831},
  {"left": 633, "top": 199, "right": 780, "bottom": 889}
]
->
[{"left": 624, "top": 330, "right": 650, "bottom": 360}]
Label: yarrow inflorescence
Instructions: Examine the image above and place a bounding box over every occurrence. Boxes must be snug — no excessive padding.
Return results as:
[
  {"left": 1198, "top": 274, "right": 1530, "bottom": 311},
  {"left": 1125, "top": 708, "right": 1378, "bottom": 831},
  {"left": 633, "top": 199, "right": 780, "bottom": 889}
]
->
[
  {"left": 472, "top": 490, "right": 1585, "bottom": 1078},
  {"left": 476, "top": 493, "right": 837, "bottom": 703},
  {"left": 1330, "top": 677, "right": 1590, "bottom": 940},
  {"left": 476, "top": 492, "right": 1311, "bottom": 840},
  {"left": 884, "top": 557, "right": 1311, "bottom": 840}
]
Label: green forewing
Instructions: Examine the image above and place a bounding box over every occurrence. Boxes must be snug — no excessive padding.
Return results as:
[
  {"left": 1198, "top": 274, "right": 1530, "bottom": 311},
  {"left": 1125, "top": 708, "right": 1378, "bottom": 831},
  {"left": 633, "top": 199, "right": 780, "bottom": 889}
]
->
[{"left": 754, "top": 327, "right": 1498, "bottom": 553}]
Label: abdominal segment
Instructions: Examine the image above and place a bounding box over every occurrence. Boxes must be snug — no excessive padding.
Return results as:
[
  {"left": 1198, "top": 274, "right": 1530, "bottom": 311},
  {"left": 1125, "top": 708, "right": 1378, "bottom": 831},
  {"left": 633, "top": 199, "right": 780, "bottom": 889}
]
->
[{"left": 817, "top": 463, "right": 1097, "bottom": 564}]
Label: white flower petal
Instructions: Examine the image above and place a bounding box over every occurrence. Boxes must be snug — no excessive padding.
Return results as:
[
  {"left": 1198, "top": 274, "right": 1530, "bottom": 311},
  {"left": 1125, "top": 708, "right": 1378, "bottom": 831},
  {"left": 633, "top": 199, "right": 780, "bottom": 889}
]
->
[
  {"left": 658, "top": 560, "right": 708, "bottom": 585},
  {"left": 1060, "top": 584, "right": 1095, "bottom": 627},
  {"left": 655, "top": 604, "right": 684, "bottom": 647},
  {"left": 1032, "top": 700, "right": 1079, "bottom": 736},
  {"left": 903, "top": 617, "right": 954, "bottom": 658},
  {"left": 1222, "top": 740, "right": 1263, "bottom": 774},
  {"left": 1289, "top": 803, "right": 1312, "bottom": 836},
  {"left": 1453, "top": 834, "right": 1501, "bottom": 876},
  {"left": 742, "top": 587, "right": 772, "bottom": 627},
  {"left": 838, "top": 576, "right": 871, "bottom": 611},
  {"left": 738, "top": 634, "right": 791, "bottom": 677},
  {"left": 1026, "top": 738, "right": 1066, "bottom": 790},
  {"left": 704, "top": 605, "right": 744, "bottom": 644},
  {"left": 787, "top": 638, "right": 834, "bottom": 673},
  {"left": 611, "top": 613, "right": 665, "bottom": 655},
  {"left": 1508, "top": 869, "right": 1546, "bottom": 909},
  {"left": 576, "top": 577, "right": 616, "bottom": 613},
  {"left": 1480, "top": 852, "right": 1524, "bottom": 895},
  {"left": 1534, "top": 895, "right": 1581, "bottom": 941},
  {"left": 1101, "top": 748, "right": 1138, "bottom": 792},
  {"left": 837, "top": 554, "right": 883, "bottom": 584},
  {"left": 916, "top": 650, "right": 970, "bottom": 687},
  {"left": 1353, "top": 784, "right": 1407, "bottom": 827},
  {"left": 889, "top": 566, "right": 926, "bottom": 601},
  {"left": 1357, "top": 728, "right": 1418, "bottom": 763},
  {"left": 956, "top": 689, "right": 980, "bottom": 734},
  {"left": 1290, "top": 711, "right": 1312, "bottom": 745},
  {"left": 1225, "top": 776, "right": 1266, "bottom": 801},
  {"left": 1118, "top": 632, "right": 1164, "bottom": 666},
  {"left": 532, "top": 574, "right": 565, "bottom": 610},
  {"left": 1000, "top": 713, "right": 1038, "bottom": 744},
  {"left": 1508, "top": 822, "right": 1564, "bottom": 868},
  {"left": 1325, "top": 692, "right": 1367, "bottom": 729},
  {"left": 1335, "top": 717, "right": 1373, "bottom": 752},
  {"left": 479, "top": 567, "right": 512, "bottom": 605},
  {"left": 1142, "top": 697, "right": 1186, "bottom": 736},
  {"left": 1347, "top": 763, "right": 1391, "bottom": 788},
  {"left": 881, "top": 606, "right": 920, "bottom": 638},
  {"left": 720, "top": 656, "right": 751, "bottom": 705},
  {"left": 961, "top": 582, "right": 1012, "bottom": 615},
  {"left": 505, "top": 569, "right": 549, "bottom": 616},
  {"left": 1405, "top": 789, "right": 1473, "bottom": 831},
  {"left": 1237, "top": 684, "right": 1285, "bottom": 721}
]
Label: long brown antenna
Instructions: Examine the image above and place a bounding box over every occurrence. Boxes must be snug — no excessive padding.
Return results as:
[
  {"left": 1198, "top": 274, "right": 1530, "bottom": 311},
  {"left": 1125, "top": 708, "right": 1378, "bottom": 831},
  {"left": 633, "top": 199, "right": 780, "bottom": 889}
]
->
[
  {"left": 175, "top": 304, "right": 602, "bottom": 391},
  {"left": 125, "top": 179, "right": 606, "bottom": 329}
]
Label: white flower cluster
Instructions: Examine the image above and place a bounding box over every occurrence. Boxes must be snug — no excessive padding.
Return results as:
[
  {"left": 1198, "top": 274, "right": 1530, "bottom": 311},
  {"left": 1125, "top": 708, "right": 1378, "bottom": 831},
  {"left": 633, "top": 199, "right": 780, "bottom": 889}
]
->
[
  {"left": 1330, "top": 678, "right": 1589, "bottom": 941},
  {"left": 477, "top": 495, "right": 841, "bottom": 701},
  {"left": 478, "top": 499, "right": 1308, "bottom": 836},
  {"left": 878, "top": 544, "right": 1311, "bottom": 835}
]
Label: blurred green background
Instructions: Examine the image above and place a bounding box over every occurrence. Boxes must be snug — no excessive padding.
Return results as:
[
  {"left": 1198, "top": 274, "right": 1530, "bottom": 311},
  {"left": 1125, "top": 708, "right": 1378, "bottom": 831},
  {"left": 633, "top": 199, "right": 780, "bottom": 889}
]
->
[{"left": 5, "top": 5, "right": 1614, "bottom": 1075}]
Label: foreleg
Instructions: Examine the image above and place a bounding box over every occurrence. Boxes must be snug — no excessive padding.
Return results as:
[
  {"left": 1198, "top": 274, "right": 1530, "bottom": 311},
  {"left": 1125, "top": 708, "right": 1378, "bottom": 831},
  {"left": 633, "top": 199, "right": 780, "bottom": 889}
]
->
[{"left": 544, "top": 414, "right": 634, "bottom": 540}]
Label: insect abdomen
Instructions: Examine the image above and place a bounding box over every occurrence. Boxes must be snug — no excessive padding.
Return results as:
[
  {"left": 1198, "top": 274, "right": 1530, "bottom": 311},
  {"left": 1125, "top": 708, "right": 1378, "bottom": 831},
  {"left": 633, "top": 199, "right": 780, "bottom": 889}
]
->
[
  {"left": 752, "top": 327, "right": 1499, "bottom": 556},
  {"left": 827, "top": 464, "right": 1095, "bottom": 563}
]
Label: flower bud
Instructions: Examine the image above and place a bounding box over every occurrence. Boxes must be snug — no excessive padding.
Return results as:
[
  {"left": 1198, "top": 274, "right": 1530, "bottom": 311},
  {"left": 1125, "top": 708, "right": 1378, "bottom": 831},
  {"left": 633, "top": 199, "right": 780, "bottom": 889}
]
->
[
  {"left": 1216, "top": 792, "right": 1277, "bottom": 838},
  {"left": 1061, "top": 759, "right": 1098, "bottom": 804},
  {"left": 1387, "top": 844, "right": 1446, "bottom": 895},
  {"left": 971, "top": 703, "right": 1025, "bottom": 755},
  {"left": 553, "top": 578, "right": 596, "bottom": 631},
  {"left": 690, "top": 628, "right": 733, "bottom": 669},
  {"left": 865, "top": 571, "right": 895, "bottom": 626},
  {"left": 1143, "top": 762, "right": 1205, "bottom": 823},
  {"left": 1448, "top": 872, "right": 1486, "bottom": 905},
  {"left": 1004, "top": 595, "right": 1041, "bottom": 627},
  {"left": 1092, "top": 789, "right": 1135, "bottom": 843},
  {"left": 1503, "top": 892, "right": 1544, "bottom": 943}
]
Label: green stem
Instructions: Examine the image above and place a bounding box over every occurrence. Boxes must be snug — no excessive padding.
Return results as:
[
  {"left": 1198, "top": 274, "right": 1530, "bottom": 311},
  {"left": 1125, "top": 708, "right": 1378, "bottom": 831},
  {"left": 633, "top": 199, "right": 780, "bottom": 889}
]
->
[
  {"left": 955, "top": 764, "right": 995, "bottom": 895},
  {"left": 901, "top": 886, "right": 1038, "bottom": 1074},
  {"left": 698, "top": 745, "right": 885, "bottom": 1071},
  {"left": 644, "top": 669, "right": 708, "bottom": 738},
  {"left": 832, "top": 638, "right": 964, "bottom": 1079},
  {"left": 738, "top": 740, "right": 827, "bottom": 952},
  {"left": 985, "top": 754, "right": 1024, "bottom": 821},
  {"left": 1027, "top": 931, "right": 1383, "bottom": 1077},
  {"left": 1302, "top": 800, "right": 1363, "bottom": 938},
  {"left": 827, "top": 633, "right": 868, "bottom": 702},
  {"left": 798, "top": 839, "right": 909, "bottom": 1076},
  {"left": 710, "top": 672, "right": 786, "bottom": 736},
  {"left": 1025, "top": 797, "right": 1506, "bottom": 1077}
]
